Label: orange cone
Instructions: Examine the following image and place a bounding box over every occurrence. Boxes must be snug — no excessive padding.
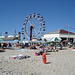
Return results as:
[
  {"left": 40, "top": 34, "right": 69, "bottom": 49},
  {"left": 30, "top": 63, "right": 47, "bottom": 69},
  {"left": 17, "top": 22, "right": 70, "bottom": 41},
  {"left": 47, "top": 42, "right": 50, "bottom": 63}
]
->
[{"left": 42, "top": 53, "right": 46, "bottom": 64}]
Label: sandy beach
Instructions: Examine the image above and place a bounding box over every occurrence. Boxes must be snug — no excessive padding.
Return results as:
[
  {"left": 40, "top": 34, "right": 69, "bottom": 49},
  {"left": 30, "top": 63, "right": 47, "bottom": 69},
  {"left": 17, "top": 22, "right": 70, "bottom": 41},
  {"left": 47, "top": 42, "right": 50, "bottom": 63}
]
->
[{"left": 0, "top": 48, "right": 75, "bottom": 75}]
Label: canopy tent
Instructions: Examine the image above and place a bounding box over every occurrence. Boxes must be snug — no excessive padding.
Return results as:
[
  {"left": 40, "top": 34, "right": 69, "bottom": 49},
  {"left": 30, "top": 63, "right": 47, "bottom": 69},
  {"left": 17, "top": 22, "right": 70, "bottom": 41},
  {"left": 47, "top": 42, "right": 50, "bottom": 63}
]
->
[
  {"left": 51, "top": 37, "right": 61, "bottom": 42},
  {"left": 45, "top": 38, "right": 53, "bottom": 42}
]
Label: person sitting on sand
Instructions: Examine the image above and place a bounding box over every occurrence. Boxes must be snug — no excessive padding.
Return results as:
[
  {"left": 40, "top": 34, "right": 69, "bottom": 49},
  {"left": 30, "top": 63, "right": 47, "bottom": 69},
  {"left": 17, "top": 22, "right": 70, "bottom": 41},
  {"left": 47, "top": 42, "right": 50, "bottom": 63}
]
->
[
  {"left": 29, "top": 43, "right": 36, "bottom": 49},
  {"left": 3, "top": 43, "right": 7, "bottom": 48},
  {"left": 32, "top": 44, "right": 36, "bottom": 49},
  {"left": 68, "top": 42, "right": 73, "bottom": 48},
  {"left": 73, "top": 44, "right": 75, "bottom": 49},
  {"left": 57, "top": 44, "right": 62, "bottom": 50},
  {"left": 49, "top": 45, "right": 54, "bottom": 51},
  {"left": 46, "top": 45, "right": 58, "bottom": 52},
  {"left": 0, "top": 43, "right": 5, "bottom": 51},
  {"left": 16, "top": 42, "right": 20, "bottom": 47},
  {"left": 38, "top": 45, "right": 44, "bottom": 55},
  {"left": 9, "top": 42, "right": 12, "bottom": 47}
]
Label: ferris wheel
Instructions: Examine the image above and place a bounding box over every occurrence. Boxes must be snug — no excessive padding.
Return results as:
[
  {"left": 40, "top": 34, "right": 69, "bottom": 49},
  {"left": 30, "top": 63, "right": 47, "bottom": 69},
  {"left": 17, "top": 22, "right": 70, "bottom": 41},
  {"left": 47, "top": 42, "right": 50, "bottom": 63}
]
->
[{"left": 21, "top": 13, "right": 46, "bottom": 41}]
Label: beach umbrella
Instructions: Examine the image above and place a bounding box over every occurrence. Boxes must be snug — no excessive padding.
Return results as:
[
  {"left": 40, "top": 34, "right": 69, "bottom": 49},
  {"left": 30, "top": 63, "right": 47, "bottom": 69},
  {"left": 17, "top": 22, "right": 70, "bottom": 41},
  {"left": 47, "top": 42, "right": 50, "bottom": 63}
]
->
[
  {"left": 0, "top": 38, "right": 3, "bottom": 41},
  {"left": 14, "top": 39, "right": 19, "bottom": 41},
  {"left": 46, "top": 38, "right": 53, "bottom": 42},
  {"left": 13, "top": 39, "right": 19, "bottom": 43},
  {"left": 51, "top": 37, "right": 61, "bottom": 42}
]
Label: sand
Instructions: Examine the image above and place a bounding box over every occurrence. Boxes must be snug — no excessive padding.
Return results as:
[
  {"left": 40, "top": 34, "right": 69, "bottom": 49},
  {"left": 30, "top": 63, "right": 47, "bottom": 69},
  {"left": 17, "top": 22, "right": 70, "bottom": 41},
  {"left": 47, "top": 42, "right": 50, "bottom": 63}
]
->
[{"left": 0, "top": 48, "right": 75, "bottom": 75}]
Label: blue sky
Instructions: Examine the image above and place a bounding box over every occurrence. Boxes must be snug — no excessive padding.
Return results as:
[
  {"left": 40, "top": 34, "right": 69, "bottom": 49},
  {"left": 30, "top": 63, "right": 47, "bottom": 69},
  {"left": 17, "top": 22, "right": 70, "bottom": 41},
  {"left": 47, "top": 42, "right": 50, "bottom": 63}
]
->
[{"left": 0, "top": 0, "right": 75, "bottom": 39}]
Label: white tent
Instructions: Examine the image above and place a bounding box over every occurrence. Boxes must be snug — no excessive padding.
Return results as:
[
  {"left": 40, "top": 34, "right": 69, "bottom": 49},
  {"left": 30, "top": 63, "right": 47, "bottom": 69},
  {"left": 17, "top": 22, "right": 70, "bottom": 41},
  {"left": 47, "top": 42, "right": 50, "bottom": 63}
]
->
[{"left": 51, "top": 37, "right": 61, "bottom": 42}]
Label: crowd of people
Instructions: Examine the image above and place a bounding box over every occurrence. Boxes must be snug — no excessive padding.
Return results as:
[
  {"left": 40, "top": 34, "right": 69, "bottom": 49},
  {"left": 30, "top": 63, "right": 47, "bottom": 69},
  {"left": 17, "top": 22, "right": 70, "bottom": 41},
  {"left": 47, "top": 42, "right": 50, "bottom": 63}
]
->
[
  {"left": 0, "top": 42, "right": 12, "bottom": 48},
  {"left": 0, "top": 41, "right": 75, "bottom": 54}
]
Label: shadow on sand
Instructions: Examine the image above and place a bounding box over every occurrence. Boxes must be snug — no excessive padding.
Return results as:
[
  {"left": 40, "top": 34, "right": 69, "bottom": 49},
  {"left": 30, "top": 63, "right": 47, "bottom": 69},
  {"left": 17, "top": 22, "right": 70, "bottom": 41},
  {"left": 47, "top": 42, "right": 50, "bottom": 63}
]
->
[
  {"left": 46, "top": 62, "right": 52, "bottom": 64},
  {"left": 60, "top": 48, "right": 68, "bottom": 50},
  {"left": 0, "top": 50, "right": 5, "bottom": 52},
  {"left": 46, "top": 53, "right": 51, "bottom": 55}
]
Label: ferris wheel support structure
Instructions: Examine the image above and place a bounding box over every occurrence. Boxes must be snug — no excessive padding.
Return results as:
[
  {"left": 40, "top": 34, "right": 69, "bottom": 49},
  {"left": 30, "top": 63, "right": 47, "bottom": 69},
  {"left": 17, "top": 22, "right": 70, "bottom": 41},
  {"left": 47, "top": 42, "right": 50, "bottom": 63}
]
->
[{"left": 30, "top": 26, "right": 33, "bottom": 41}]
